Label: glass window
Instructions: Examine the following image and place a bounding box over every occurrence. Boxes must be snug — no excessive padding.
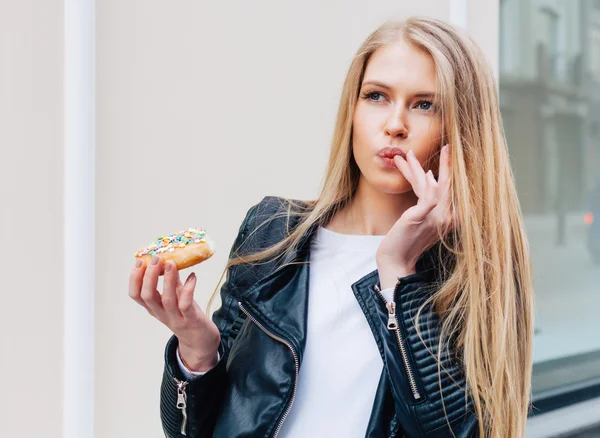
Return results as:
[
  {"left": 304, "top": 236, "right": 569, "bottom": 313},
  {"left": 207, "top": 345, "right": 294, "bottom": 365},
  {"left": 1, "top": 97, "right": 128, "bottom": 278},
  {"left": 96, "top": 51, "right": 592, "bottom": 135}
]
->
[{"left": 500, "top": 0, "right": 600, "bottom": 416}]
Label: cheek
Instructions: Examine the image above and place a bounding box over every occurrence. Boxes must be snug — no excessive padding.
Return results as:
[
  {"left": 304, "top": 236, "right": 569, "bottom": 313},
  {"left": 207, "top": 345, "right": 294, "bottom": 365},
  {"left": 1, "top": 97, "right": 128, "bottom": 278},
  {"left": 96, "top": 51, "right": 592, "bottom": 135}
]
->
[
  {"left": 413, "top": 116, "right": 442, "bottom": 142},
  {"left": 412, "top": 119, "right": 443, "bottom": 160},
  {"left": 351, "top": 114, "right": 366, "bottom": 159},
  {"left": 352, "top": 107, "right": 378, "bottom": 157}
]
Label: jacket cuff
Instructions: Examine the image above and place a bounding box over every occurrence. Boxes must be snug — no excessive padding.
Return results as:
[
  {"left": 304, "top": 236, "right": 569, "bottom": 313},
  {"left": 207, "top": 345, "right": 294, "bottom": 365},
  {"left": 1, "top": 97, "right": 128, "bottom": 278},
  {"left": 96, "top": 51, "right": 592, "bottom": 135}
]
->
[
  {"left": 164, "top": 334, "right": 226, "bottom": 382},
  {"left": 176, "top": 346, "right": 221, "bottom": 379}
]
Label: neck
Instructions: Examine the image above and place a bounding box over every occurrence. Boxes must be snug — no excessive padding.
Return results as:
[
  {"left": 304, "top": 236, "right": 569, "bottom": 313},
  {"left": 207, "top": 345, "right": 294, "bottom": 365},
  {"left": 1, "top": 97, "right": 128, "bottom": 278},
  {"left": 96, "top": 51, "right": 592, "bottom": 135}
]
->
[{"left": 327, "top": 177, "right": 418, "bottom": 236}]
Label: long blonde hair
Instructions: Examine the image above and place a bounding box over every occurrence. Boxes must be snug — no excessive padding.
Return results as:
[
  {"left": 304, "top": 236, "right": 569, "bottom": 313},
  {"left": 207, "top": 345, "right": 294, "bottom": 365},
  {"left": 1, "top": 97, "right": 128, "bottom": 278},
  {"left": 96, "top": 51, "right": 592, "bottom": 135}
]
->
[{"left": 208, "top": 17, "right": 534, "bottom": 438}]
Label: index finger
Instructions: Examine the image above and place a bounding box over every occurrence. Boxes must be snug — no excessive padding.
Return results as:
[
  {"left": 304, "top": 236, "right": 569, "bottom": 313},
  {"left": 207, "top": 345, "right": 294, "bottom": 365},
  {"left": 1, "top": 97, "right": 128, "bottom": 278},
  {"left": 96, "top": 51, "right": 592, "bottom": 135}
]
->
[
  {"left": 129, "top": 260, "right": 156, "bottom": 315},
  {"left": 140, "top": 256, "right": 166, "bottom": 318},
  {"left": 129, "top": 259, "right": 145, "bottom": 300}
]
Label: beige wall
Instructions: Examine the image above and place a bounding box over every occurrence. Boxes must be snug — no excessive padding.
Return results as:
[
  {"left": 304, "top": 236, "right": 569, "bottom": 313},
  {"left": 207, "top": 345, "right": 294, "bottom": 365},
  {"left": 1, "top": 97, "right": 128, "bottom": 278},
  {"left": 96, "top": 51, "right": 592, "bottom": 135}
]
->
[
  {"left": 96, "top": 3, "right": 453, "bottom": 436},
  {"left": 469, "top": 0, "right": 499, "bottom": 79},
  {"left": 2, "top": 1, "right": 498, "bottom": 436},
  {"left": 0, "top": 0, "right": 64, "bottom": 437}
]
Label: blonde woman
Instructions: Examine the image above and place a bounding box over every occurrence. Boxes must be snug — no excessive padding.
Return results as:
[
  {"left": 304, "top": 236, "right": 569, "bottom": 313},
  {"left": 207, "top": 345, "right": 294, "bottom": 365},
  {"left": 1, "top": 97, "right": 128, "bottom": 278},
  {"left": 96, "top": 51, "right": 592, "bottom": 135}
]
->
[{"left": 129, "top": 16, "right": 534, "bottom": 438}]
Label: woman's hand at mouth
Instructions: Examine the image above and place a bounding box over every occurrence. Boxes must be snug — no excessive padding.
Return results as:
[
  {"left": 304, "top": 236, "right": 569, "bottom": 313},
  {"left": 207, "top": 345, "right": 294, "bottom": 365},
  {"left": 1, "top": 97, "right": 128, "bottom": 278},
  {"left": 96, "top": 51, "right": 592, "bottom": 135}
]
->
[{"left": 376, "top": 144, "right": 457, "bottom": 289}]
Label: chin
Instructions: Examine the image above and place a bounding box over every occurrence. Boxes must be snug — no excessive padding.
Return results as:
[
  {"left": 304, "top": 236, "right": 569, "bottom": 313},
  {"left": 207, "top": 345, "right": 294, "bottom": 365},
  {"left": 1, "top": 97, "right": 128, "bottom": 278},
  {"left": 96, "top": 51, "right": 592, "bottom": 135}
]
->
[
  {"left": 370, "top": 173, "right": 413, "bottom": 195},
  {"left": 379, "top": 185, "right": 413, "bottom": 195}
]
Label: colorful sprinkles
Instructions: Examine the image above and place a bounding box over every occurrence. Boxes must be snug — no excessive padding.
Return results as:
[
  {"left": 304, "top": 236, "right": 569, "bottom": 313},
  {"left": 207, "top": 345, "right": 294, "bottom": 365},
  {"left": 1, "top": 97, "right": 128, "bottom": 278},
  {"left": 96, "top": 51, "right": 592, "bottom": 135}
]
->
[{"left": 134, "top": 228, "right": 208, "bottom": 257}]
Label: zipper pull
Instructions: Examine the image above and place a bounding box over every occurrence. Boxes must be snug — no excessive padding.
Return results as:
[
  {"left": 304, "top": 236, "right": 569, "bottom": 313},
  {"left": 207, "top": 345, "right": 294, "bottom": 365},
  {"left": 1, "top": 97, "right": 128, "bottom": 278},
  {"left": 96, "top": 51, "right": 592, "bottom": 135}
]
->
[
  {"left": 176, "top": 380, "right": 189, "bottom": 436},
  {"left": 386, "top": 302, "right": 398, "bottom": 330}
]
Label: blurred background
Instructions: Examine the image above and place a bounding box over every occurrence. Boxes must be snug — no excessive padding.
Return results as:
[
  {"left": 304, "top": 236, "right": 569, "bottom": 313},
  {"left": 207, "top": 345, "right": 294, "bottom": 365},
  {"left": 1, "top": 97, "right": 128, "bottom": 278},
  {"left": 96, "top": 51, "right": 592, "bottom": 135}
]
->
[
  {"left": 499, "top": 1, "right": 600, "bottom": 436},
  {"left": 1, "top": 0, "right": 599, "bottom": 437}
]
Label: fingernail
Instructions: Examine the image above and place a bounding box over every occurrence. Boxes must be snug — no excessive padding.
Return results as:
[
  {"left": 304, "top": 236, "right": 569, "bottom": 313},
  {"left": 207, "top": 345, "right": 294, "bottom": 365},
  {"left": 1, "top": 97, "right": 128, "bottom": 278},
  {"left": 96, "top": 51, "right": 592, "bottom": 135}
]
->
[
  {"left": 408, "top": 149, "right": 415, "bottom": 158},
  {"left": 190, "top": 272, "right": 196, "bottom": 282},
  {"left": 135, "top": 259, "right": 142, "bottom": 268},
  {"left": 165, "top": 262, "right": 172, "bottom": 273},
  {"left": 151, "top": 255, "right": 159, "bottom": 266}
]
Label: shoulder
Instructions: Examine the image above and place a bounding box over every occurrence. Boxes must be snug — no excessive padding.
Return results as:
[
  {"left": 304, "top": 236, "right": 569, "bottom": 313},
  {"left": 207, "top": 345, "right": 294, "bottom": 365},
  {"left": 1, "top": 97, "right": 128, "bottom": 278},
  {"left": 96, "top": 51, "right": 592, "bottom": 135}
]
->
[
  {"left": 234, "top": 195, "right": 313, "bottom": 253},
  {"left": 256, "top": 195, "right": 312, "bottom": 215},
  {"left": 230, "top": 195, "right": 312, "bottom": 285},
  {"left": 246, "top": 195, "right": 312, "bottom": 233}
]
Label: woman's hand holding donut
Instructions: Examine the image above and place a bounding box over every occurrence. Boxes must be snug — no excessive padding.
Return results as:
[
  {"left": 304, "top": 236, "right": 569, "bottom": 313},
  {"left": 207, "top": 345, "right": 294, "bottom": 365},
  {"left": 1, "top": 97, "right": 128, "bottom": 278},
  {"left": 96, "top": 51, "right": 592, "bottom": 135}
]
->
[
  {"left": 129, "top": 255, "right": 221, "bottom": 372},
  {"left": 376, "top": 144, "right": 457, "bottom": 289}
]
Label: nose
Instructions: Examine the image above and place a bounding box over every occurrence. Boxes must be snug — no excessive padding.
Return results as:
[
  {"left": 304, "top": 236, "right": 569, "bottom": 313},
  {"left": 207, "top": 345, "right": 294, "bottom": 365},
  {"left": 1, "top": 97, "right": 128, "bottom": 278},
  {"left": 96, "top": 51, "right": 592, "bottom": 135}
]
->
[{"left": 384, "top": 107, "right": 408, "bottom": 139}]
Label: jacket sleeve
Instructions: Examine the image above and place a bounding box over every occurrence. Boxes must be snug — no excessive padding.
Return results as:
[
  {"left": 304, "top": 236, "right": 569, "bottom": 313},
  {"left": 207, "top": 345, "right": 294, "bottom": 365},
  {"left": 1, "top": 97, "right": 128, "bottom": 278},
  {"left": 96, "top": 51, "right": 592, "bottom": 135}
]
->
[
  {"left": 394, "top": 271, "right": 480, "bottom": 438},
  {"left": 159, "top": 202, "right": 259, "bottom": 438}
]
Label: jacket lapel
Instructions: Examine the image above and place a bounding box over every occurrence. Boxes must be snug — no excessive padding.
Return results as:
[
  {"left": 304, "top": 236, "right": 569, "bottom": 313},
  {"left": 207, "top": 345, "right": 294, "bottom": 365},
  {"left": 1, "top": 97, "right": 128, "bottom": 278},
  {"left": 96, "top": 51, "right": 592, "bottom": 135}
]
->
[{"left": 237, "top": 220, "right": 319, "bottom": 361}]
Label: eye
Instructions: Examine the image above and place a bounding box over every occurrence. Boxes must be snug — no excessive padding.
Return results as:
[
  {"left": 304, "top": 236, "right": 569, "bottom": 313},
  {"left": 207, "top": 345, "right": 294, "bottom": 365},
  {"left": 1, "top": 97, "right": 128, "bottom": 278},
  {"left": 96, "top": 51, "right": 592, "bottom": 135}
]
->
[
  {"left": 416, "top": 100, "right": 434, "bottom": 111},
  {"left": 362, "top": 91, "right": 386, "bottom": 102}
]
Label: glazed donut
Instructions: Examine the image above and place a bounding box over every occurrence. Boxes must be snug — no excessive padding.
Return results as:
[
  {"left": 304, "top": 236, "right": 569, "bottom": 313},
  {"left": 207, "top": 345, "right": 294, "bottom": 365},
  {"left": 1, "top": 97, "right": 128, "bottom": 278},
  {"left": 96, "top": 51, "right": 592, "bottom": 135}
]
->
[{"left": 134, "top": 227, "right": 216, "bottom": 270}]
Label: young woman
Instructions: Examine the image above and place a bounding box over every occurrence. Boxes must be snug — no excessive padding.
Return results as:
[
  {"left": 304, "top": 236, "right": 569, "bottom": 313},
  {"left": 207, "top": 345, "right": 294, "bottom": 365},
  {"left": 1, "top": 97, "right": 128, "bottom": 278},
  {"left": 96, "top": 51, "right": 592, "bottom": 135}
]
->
[{"left": 129, "top": 17, "right": 534, "bottom": 438}]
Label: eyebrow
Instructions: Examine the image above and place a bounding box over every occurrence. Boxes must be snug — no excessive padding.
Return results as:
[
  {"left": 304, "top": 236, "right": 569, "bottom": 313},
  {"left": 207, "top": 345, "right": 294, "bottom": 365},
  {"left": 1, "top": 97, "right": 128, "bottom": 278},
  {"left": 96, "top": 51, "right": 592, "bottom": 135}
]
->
[{"left": 361, "top": 80, "right": 437, "bottom": 99}]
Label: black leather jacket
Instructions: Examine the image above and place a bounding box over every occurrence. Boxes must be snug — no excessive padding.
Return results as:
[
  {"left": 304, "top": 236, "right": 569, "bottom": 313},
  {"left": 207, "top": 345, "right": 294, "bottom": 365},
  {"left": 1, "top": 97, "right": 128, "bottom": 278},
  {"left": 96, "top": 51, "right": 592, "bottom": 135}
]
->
[{"left": 160, "top": 196, "right": 479, "bottom": 438}]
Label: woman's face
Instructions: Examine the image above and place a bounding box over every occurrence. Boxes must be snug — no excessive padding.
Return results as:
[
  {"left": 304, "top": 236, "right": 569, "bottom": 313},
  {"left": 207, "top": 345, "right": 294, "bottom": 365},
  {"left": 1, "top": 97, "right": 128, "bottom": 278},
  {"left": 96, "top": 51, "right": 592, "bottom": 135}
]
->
[{"left": 352, "top": 40, "right": 443, "bottom": 194}]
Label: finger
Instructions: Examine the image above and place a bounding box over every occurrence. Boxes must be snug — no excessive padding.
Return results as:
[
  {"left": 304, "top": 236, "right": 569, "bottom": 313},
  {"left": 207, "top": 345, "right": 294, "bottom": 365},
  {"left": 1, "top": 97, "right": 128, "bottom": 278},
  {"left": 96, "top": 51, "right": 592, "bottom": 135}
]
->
[
  {"left": 437, "top": 145, "right": 454, "bottom": 222},
  {"left": 393, "top": 155, "right": 415, "bottom": 186},
  {"left": 438, "top": 144, "right": 450, "bottom": 188},
  {"left": 140, "top": 255, "right": 166, "bottom": 319},
  {"left": 425, "top": 167, "right": 451, "bottom": 227},
  {"left": 176, "top": 271, "right": 185, "bottom": 300},
  {"left": 437, "top": 194, "right": 456, "bottom": 231},
  {"left": 129, "top": 261, "right": 159, "bottom": 318},
  {"left": 405, "top": 200, "right": 437, "bottom": 225},
  {"left": 129, "top": 259, "right": 150, "bottom": 307},
  {"left": 425, "top": 170, "right": 439, "bottom": 203},
  {"left": 162, "top": 261, "right": 183, "bottom": 318},
  {"left": 144, "top": 307, "right": 158, "bottom": 318},
  {"left": 438, "top": 145, "right": 452, "bottom": 199},
  {"left": 407, "top": 171, "right": 438, "bottom": 224},
  {"left": 426, "top": 169, "right": 438, "bottom": 188},
  {"left": 406, "top": 150, "right": 428, "bottom": 196},
  {"left": 179, "top": 273, "right": 199, "bottom": 319}
]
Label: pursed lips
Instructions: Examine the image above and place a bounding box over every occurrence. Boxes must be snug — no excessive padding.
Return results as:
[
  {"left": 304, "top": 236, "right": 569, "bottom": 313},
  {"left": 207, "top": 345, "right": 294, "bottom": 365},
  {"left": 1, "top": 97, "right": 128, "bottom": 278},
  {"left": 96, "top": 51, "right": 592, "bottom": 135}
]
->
[{"left": 377, "top": 147, "right": 407, "bottom": 160}]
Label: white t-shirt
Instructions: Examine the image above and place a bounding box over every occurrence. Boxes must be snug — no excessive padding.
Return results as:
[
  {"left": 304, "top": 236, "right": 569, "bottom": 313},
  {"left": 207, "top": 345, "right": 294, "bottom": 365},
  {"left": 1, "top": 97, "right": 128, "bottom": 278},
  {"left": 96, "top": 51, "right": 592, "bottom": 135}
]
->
[{"left": 177, "top": 226, "right": 394, "bottom": 436}]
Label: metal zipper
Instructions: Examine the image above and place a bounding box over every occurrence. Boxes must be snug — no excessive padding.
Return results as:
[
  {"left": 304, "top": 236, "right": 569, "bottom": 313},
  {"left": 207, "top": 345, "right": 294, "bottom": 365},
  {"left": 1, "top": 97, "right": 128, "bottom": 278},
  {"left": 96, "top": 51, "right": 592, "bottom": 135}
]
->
[
  {"left": 172, "top": 377, "right": 189, "bottom": 435},
  {"left": 373, "top": 282, "right": 422, "bottom": 400},
  {"left": 238, "top": 301, "right": 299, "bottom": 438}
]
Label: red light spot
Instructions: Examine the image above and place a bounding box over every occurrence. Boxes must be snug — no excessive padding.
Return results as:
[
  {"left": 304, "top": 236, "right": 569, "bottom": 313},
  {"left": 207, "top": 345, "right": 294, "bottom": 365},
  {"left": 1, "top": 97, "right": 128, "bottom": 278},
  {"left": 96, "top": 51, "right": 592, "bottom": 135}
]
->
[{"left": 584, "top": 213, "right": 594, "bottom": 225}]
